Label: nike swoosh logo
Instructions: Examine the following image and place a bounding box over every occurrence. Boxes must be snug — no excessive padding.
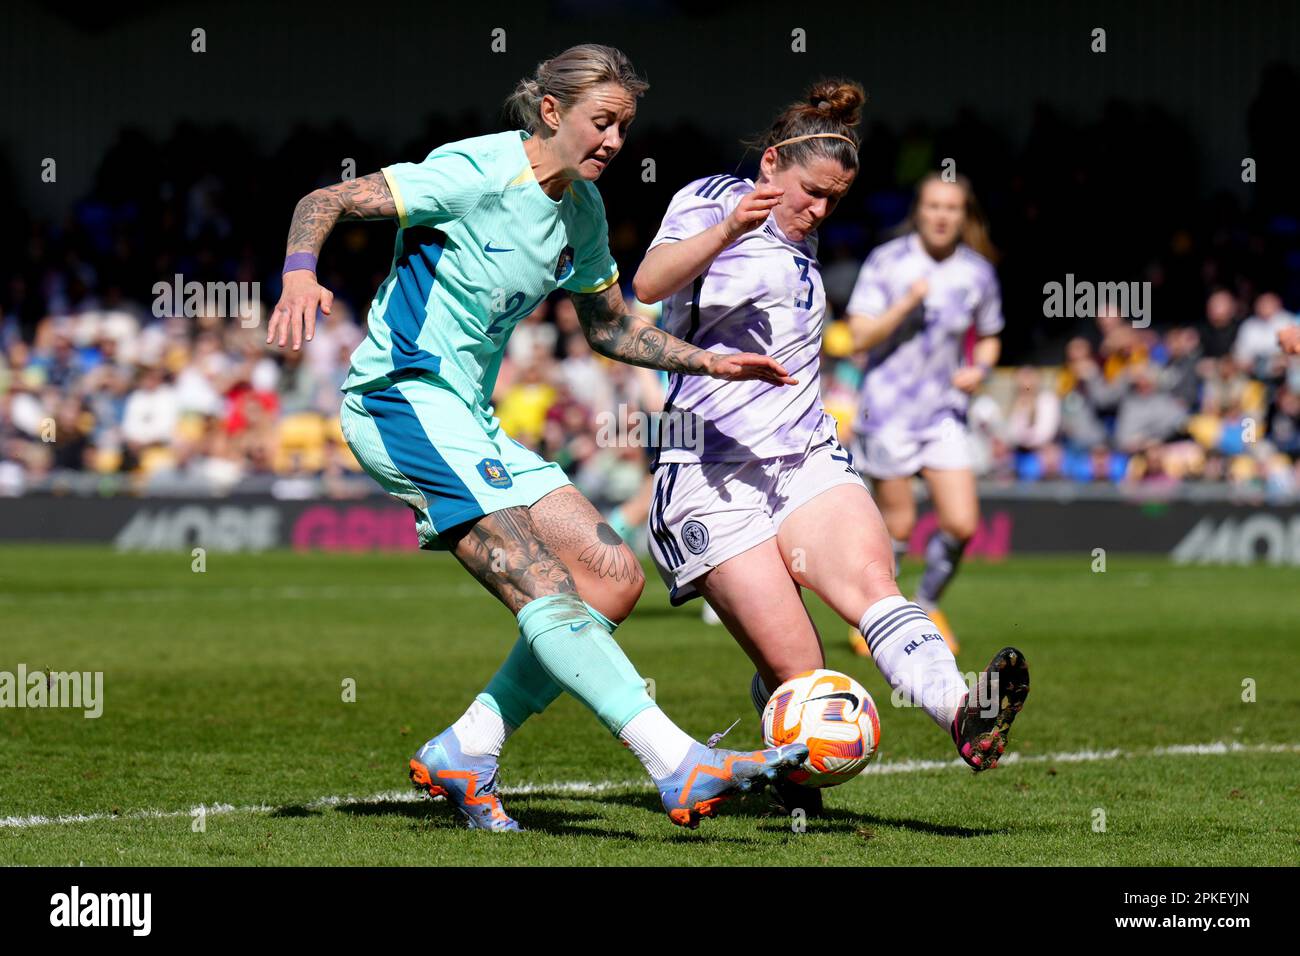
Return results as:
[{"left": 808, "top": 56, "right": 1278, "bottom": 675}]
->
[
  {"left": 807, "top": 692, "right": 861, "bottom": 708},
  {"left": 483, "top": 242, "right": 514, "bottom": 254},
  {"left": 569, "top": 622, "right": 590, "bottom": 632}
]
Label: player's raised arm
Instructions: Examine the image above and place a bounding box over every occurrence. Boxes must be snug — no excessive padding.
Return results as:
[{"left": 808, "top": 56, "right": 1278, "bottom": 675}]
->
[
  {"left": 847, "top": 277, "right": 928, "bottom": 352},
  {"left": 572, "top": 283, "right": 797, "bottom": 385},
  {"left": 632, "top": 184, "right": 784, "bottom": 304},
  {"left": 267, "top": 172, "right": 398, "bottom": 350}
]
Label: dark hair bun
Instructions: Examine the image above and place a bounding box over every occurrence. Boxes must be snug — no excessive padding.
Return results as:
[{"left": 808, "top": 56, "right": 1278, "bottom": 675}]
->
[{"left": 807, "top": 80, "right": 866, "bottom": 126}]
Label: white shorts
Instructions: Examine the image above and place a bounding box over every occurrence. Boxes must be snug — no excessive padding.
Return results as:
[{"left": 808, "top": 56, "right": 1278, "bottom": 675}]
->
[
  {"left": 850, "top": 416, "right": 974, "bottom": 480},
  {"left": 648, "top": 436, "right": 866, "bottom": 605}
]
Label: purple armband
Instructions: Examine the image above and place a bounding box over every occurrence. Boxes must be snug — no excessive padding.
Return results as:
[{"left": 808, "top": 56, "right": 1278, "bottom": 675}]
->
[{"left": 282, "top": 252, "right": 317, "bottom": 275}]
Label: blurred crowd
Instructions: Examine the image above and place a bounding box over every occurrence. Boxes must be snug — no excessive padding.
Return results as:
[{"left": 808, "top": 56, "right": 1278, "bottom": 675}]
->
[
  {"left": 5, "top": 64, "right": 1300, "bottom": 501},
  {"left": 4, "top": 282, "right": 1299, "bottom": 503},
  {"left": 892, "top": 292, "right": 1300, "bottom": 498}
]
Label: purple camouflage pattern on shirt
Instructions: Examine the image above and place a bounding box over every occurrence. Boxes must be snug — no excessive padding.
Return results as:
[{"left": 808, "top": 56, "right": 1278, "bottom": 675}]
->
[
  {"left": 847, "top": 233, "right": 1003, "bottom": 436},
  {"left": 648, "top": 174, "right": 836, "bottom": 463}
]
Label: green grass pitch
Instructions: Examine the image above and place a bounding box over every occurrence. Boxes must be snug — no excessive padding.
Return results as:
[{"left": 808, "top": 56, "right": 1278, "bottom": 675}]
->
[{"left": 1, "top": 544, "right": 1297, "bottom": 866}]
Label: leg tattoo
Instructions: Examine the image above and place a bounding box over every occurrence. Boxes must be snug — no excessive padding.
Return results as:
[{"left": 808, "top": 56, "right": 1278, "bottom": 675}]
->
[
  {"left": 444, "top": 507, "right": 578, "bottom": 614},
  {"left": 530, "top": 486, "right": 644, "bottom": 585}
]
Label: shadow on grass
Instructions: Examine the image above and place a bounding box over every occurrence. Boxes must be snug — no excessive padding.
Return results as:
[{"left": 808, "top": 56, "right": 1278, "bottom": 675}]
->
[
  {"left": 331, "top": 796, "right": 660, "bottom": 840},
  {"left": 506, "top": 790, "right": 768, "bottom": 844},
  {"left": 337, "top": 798, "right": 482, "bottom": 834},
  {"left": 816, "top": 809, "right": 997, "bottom": 838},
  {"left": 285, "top": 788, "right": 994, "bottom": 840},
  {"left": 507, "top": 806, "right": 644, "bottom": 839},
  {"left": 337, "top": 799, "right": 440, "bottom": 819},
  {"left": 508, "top": 799, "right": 762, "bottom": 843},
  {"left": 570, "top": 790, "right": 998, "bottom": 838}
]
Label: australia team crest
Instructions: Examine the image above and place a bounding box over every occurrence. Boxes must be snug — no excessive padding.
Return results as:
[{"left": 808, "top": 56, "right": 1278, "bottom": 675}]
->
[
  {"left": 554, "top": 245, "right": 575, "bottom": 283},
  {"left": 477, "top": 458, "right": 513, "bottom": 489}
]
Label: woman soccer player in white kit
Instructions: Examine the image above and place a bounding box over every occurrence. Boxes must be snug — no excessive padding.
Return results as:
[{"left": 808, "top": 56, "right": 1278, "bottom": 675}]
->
[
  {"left": 844, "top": 173, "right": 1003, "bottom": 656},
  {"left": 633, "top": 81, "right": 1029, "bottom": 813}
]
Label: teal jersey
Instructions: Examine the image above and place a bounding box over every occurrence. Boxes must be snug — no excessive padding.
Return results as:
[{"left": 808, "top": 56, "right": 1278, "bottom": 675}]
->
[{"left": 342, "top": 130, "right": 620, "bottom": 413}]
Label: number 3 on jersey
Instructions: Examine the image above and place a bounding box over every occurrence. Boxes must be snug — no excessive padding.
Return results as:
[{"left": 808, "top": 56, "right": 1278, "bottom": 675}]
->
[{"left": 792, "top": 256, "right": 813, "bottom": 310}]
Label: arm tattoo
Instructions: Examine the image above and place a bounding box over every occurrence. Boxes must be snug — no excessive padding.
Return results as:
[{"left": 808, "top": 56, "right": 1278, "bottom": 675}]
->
[
  {"left": 285, "top": 172, "right": 397, "bottom": 256},
  {"left": 573, "top": 286, "right": 713, "bottom": 375}
]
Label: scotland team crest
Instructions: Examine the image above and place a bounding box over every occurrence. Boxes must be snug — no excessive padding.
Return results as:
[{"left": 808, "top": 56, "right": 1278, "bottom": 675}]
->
[
  {"left": 477, "top": 458, "right": 513, "bottom": 489},
  {"left": 682, "top": 520, "right": 709, "bottom": 555},
  {"left": 554, "top": 245, "right": 575, "bottom": 282}
]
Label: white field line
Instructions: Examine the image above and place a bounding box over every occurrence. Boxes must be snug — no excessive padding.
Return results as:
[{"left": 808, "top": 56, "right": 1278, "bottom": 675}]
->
[{"left": 2, "top": 740, "right": 1295, "bottom": 831}]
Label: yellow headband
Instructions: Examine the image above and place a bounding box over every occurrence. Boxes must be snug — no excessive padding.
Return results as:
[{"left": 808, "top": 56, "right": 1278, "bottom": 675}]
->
[{"left": 772, "top": 132, "right": 859, "bottom": 151}]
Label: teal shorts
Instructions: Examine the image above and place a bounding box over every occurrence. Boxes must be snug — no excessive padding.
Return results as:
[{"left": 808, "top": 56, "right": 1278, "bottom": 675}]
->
[{"left": 340, "top": 379, "right": 570, "bottom": 549}]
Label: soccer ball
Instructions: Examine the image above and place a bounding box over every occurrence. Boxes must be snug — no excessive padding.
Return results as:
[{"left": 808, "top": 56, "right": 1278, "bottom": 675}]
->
[{"left": 761, "top": 669, "right": 881, "bottom": 787}]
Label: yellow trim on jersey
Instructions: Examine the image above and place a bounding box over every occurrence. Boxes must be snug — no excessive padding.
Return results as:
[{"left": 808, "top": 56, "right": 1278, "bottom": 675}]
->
[
  {"left": 507, "top": 164, "right": 534, "bottom": 188},
  {"left": 381, "top": 166, "right": 410, "bottom": 229},
  {"left": 573, "top": 269, "right": 619, "bottom": 295}
]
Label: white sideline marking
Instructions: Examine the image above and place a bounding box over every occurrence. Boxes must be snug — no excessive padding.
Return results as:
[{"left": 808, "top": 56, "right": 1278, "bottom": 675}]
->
[
  {"left": 0, "top": 782, "right": 637, "bottom": 830},
  {"left": 857, "top": 739, "right": 1300, "bottom": 774},
  {"left": 2, "top": 740, "right": 1295, "bottom": 830}
]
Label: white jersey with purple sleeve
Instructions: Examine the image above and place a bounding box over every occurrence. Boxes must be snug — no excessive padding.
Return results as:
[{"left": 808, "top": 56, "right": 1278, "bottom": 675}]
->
[
  {"left": 848, "top": 234, "right": 1003, "bottom": 437},
  {"left": 648, "top": 174, "right": 835, "bottom": 464}
]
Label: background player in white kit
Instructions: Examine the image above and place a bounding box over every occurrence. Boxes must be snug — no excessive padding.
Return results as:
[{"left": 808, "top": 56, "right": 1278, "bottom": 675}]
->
[
  {"left": 845, "top": 173, "right": 1003, "bottom": 657},
  {"left": 634, "top": 81, "right": 1029, "bottom": 814}
]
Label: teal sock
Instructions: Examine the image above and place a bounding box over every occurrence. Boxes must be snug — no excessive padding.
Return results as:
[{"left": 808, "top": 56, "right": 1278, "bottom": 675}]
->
[
  {"left": 478, "top": 633, "right": 564, "bottom": 729},
  {"left": 585, "top": 602, "right": 619, "bottom": 634},
  {"left": 518, "top": 593, "right": 654, "bottom": 735},
  {"left": 477, "top": 602, "right": 622, "bottom": 729}
]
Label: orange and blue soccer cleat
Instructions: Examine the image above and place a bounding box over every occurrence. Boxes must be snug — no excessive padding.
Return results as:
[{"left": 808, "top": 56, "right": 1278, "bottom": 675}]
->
[
  {"left": 951, "top": 646, "right": 1030, "bottom": 771},
  {"left": 655, "top": 741, "right": 809, "bottom": 829},
  {"left": 408, "top": 729, "right": 521, "bottom": 832}
]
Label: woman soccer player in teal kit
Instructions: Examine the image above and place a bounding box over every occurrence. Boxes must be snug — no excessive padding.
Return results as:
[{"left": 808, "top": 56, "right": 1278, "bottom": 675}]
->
[{"left": 265, "top": 44, "right": 806, "bottom": 831}]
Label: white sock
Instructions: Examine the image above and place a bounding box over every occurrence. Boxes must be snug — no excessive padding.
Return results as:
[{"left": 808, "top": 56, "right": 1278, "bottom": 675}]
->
[
  {"left": 859, "top": 595, "right": 968, "bottom": 731},
  {"left": 618, "top": 706, "right": 696, "bottom": 779},
  {"left": 450, "top": 699, "right": 511, "bottom": 758}
]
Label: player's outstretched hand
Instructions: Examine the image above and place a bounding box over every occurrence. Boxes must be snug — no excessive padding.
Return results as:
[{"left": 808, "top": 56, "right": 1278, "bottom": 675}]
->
[
  {"left": 267, "top": 270, "right": 335, "bottom": 351},
  {"left": 706, "top": 351, "right": 797, "bottom": 385},
  {"left": 1279, "top": 324, "right": 1300, "bottom": 356},
  {"left": 721, "top": 184, "right": 784, "bottom": 243}
]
